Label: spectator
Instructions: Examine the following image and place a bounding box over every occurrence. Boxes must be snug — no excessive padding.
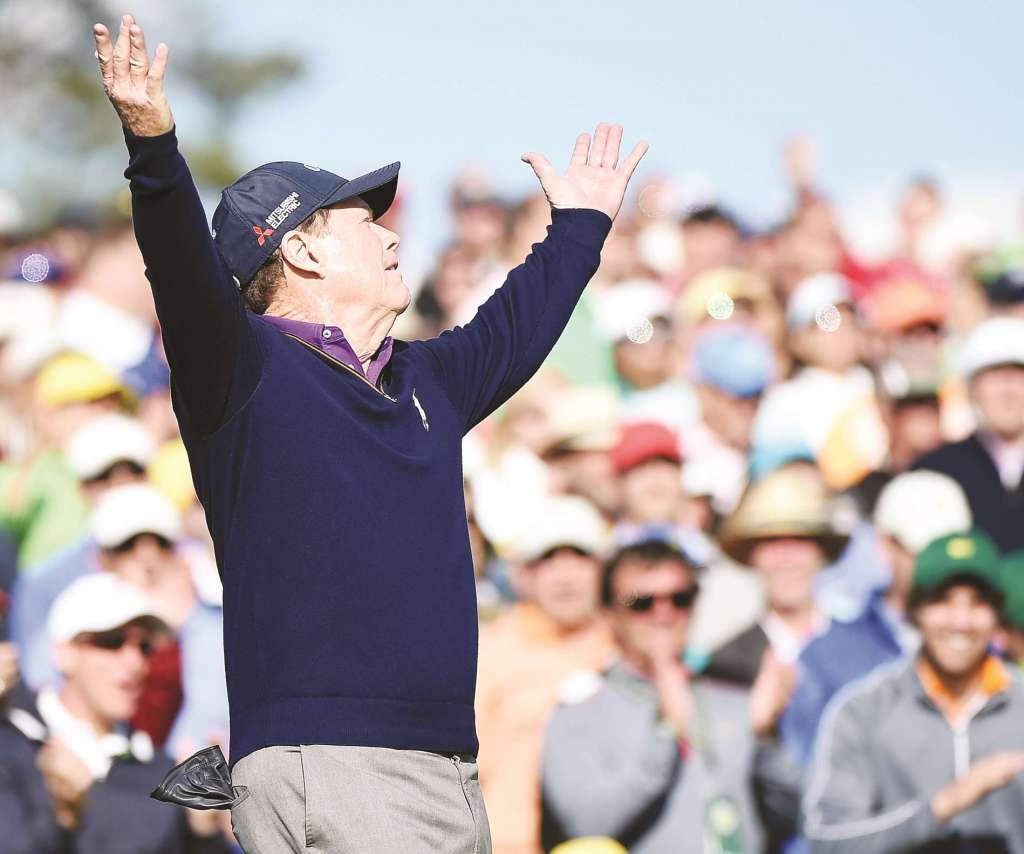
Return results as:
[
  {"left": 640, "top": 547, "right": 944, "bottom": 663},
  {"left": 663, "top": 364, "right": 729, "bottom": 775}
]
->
[
  {"left": 476, "top": 495, "right": 613, "bottom": 854},
  {"left": 708, "top": 463, "right": 849, "bottom": 685},
  {"left": 913, "top": 317, "right": 1024, "bottom": 552},
  {"left": 541, "top": 539, "right": 762, "bottom": 853},
  {"left": 609, "top": 422, "right": 686, "bottom": 541},
  {"left": 0, "top": 572, "right": 228, "bottom": 853},
  {"left": 804, "top": 531, "right": 1024, "bottom": 853},
  {"left": 750, "top": 471, "right": 972, "bottom": 851},
  {"left": 11, "top": 413, "right": 154, "bottom": 690}
]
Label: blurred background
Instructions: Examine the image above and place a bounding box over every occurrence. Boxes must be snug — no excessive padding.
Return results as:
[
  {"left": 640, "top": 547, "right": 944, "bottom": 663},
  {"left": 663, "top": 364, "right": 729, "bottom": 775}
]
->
[{"left": 3, "top": 2, "right": 1024, "bottom": 853}]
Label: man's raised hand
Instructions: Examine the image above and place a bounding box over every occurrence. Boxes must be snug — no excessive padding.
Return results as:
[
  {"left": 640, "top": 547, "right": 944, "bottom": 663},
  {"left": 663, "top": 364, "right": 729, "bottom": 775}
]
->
[
  {"left": 93, "top": 14, "right": 173, "bottom": 137},
  {"left": 522, "top": 123, "right": 649, "bottom": 222}
]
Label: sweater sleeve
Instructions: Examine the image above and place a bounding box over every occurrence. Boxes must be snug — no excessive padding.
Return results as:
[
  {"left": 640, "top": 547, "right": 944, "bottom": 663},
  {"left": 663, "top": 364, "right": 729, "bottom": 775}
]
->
[
  {"left": 416, "top": 208, "right": 611, "bottom": 432},
  {"left": 123, "top": 127, "right": 259, "bottom": 436}
]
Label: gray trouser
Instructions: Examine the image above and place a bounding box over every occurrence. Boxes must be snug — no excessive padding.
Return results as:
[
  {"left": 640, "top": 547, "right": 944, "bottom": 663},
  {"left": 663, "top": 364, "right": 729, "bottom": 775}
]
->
[{"left": 230, "top": 745, "right": 492, "bottom": 853}]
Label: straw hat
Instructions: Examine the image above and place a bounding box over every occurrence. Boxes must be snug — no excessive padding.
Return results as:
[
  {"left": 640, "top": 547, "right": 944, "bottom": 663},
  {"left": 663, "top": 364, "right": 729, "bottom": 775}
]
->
[{"left": 719, "top": 464, "right": 850, "bottom": 565}]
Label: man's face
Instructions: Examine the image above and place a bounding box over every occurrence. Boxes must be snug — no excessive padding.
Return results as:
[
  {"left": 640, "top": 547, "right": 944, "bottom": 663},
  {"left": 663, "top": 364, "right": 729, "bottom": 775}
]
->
[
  {"left": 971, "top": 364, "right": 1024, "bottom": 441},
  {"left": 620, "top": 457, "right": 682, "bottom": 525},
  {"left": 915, "top": 583, "right": 999, "bottom": 679},
  {"left": 294, "top": 199, "right": 409, "bottom": 318},
  {"left": 58, "top": 621, "right": 155, "bottom": 726},
  {"left": 100, "top": 533, "right": 178, "bottom": 595},
  {"left": 609, "top": 559, "right": 698, "bottom": 666},
  {"left": 790, "top": 304, "right": 862, "bottom": 373},
  {"left": 612, "top": 319, "right": 674, "bottom": 388},
  {"left": 748, "top": 537, "right": 826, "bottom": 613},
  {"left": 522, "top": 547, "right": 601, "bottom": 630}
]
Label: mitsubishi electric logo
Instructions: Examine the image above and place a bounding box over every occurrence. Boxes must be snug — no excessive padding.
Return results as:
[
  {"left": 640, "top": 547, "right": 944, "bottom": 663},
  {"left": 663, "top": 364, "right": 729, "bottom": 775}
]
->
[{"left": 266, "top": 192, "right": 302, "bottom": 229}]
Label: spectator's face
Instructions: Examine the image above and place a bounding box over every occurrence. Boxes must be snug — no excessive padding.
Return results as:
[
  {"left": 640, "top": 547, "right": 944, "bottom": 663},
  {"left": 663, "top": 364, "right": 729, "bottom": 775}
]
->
[
  {"left": 609, "top": 559, "right": 697, "bottom": 666},
  {"left": 547, "top": 450, "right": 621, "bottom": 516},
  {"left": 42, "top": 395, "right": 123, "bottom": 451},
  {"left": 681, "top": 220, "right": 741, "bottom": 276},
  {"left": 620, "top": 458, "right": 682, "bottom": 525},
  {"left": 970, "top": 364, "right": 1024, "bottom": 440},
  {"left": 58, "top": 621, "right": 154, "bottom": 727},
  {"left": 748, "top": 537, "right": 826, "bottom": 613},
  {"left": 915, "top": 584, "right": 999, "bottom": 679},
  {"left": 522, "top": 547, "right": 601, "bottom": 629},
  {"left": 453, "top": 202, "right": 507, "bottom": 259},
  {"left": 101, "top": 533, "right": 178, "bottom": 594},
  {"left": 697, "top": 384, "right": 760, "bottom": 450},
  {"left": 297, "top": 199, "right": 409, "bottom": 317},
  {"left": 888, "top": 400, "right": 943, "bottom": 470},
  {"left": 433, "top": 247, "right": 475, "bottom": 318}
]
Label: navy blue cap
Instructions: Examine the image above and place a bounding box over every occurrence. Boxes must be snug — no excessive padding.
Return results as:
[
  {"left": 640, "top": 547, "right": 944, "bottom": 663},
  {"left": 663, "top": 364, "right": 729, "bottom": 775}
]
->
[{"left": 211, "top": 160, "right": 400, "bottom": 288}]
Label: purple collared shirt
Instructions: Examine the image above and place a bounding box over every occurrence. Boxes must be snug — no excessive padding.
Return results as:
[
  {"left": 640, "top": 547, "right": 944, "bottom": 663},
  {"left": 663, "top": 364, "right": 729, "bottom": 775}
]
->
[{"left": 261, "top": 315, "right": 394, "bottom": 387}]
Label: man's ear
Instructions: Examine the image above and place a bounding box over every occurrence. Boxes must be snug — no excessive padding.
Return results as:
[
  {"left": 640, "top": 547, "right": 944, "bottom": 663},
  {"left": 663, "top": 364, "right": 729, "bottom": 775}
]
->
[{"left": 279, "top": 230, "right": 323, "bottom": 278}]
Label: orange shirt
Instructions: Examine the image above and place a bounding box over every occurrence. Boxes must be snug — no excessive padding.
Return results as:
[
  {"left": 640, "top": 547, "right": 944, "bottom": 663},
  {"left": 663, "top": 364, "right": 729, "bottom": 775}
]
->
[
  {"left": 476, "top": 603, "right": 614, "bottom": 854},
  {"left": 916, "top": 655, "right": 1011, "bottom": 726}
]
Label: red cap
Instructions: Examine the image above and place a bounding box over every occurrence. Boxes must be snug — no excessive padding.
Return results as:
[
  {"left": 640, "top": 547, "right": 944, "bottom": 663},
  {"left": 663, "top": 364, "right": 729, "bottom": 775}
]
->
[{"left": 610, "top": 422, "right": 682, "bottom": 474}]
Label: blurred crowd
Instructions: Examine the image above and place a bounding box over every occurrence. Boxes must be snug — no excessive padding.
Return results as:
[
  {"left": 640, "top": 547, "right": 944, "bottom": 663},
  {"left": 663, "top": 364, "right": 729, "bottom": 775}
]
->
[{"left": 2, "top": 138, "right": 1024, "bottom": 853}]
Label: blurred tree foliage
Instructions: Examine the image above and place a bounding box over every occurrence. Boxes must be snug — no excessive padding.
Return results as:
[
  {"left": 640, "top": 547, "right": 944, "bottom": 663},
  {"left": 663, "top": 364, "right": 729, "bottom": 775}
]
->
[{"left": 0, "top": 0, "right": 303, "bottom": 218}]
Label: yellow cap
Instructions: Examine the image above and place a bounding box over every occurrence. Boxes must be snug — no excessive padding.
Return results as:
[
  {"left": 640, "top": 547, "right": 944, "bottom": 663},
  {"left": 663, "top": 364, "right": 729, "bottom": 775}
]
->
[
  {"left": 148, "top": 439, "right": 197, "bottom": 511},
  {"left": 551, "top": 839, "right": 628, "bottom": 854},
  {"left": 34, "top": 352, "right": 133, "bottom": 408}
]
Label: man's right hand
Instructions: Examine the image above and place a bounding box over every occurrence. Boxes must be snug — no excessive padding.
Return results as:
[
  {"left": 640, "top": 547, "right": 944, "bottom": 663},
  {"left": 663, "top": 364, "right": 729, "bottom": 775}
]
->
[
  {"left": 932, "top": 752, "right": 1024, "bottom": 823},
  {"left": 93, "top": 14, "right": 173, "bottom": 138}
]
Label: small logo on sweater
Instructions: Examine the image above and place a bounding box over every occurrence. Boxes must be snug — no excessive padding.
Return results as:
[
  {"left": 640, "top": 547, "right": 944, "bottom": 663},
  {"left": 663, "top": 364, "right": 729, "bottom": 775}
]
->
[{"left": 412, "top": 388, "right": 429, "bottom": 432}]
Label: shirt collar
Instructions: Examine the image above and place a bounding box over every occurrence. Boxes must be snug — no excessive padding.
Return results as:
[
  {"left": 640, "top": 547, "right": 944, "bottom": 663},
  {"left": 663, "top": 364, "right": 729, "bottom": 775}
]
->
[
  {"left": 915, "top": 654, "right": 1011, "bottom": 725},
  {"left": 260, "top": 314, "right": 394, "bottom": 387}
]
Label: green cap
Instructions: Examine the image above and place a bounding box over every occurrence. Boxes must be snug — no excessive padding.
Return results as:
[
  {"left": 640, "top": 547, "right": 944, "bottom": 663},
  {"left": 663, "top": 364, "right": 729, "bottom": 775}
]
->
[
  {"left": 1000, "top": 550, "right": 1024, "bottom": 629},
  {"left": 912, "top": 531, "right": 1003, "bottom": 597}
]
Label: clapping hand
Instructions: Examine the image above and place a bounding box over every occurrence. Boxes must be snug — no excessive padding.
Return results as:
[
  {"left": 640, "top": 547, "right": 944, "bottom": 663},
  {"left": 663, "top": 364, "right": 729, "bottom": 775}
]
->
[
  {"left": 93, "top": 14, "right": 173, "bottom": 138},
  {"left": 522, "top": 123, "right": 649, "bottom": 222}
]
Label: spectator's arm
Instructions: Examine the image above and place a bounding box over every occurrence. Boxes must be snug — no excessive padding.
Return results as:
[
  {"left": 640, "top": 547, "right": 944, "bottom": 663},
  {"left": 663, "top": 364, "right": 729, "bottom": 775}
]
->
[
  {"left": 416, "top": 208, "right": 610, "bottom": 432},
  {"left": 803, "top": 698, "right": 942, "bottom": 854},
  {"left": 541, "top": 703, "right": 679, "bottom": 841},
  {"left": 752, "top": 734, "right": 804, "bottom": 842}
]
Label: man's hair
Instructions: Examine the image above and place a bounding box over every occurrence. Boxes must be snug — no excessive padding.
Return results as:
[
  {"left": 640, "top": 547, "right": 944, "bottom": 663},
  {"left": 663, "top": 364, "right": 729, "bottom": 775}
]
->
[
  {"left": 243, "top": 208, "right": 332, "bottom": 314},
  {"left": 601, "top": 538, "right": 699, "bottom": 605},
  {"left": 907, "top": 573, "right": 1004, "bottom": 619}
]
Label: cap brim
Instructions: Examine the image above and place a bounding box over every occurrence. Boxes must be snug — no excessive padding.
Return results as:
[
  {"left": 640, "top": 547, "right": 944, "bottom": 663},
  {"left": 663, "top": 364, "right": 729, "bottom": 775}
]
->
[{"left": 321, "top": 162, "right": 400, "bottom": 221}]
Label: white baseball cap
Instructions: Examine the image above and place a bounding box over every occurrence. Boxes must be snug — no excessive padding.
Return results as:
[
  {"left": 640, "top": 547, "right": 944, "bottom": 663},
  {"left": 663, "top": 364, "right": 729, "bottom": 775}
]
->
[
  {"left": 67, "top": 414, "right": 155, "bottom": 482},
  {"left": 91, "top": 483, "right": 183, "bottom": 549},
  {"left": 515, "top": 495, "right": 610, "bottom": 564},
  {"left": 959, "top": 316, "right": 1024, "bottom": 379},
  {"left": 785, "top": 272, "right": 853, "bottom": 330},
  {"left": 48, "top": 572, "right": 167, "bottom": 644},
  {"left": 873, "top": 470, "right": 972, "bottom": 554},
  {"left": 592, "top": 279, "right": 672, "bottom": 343}
]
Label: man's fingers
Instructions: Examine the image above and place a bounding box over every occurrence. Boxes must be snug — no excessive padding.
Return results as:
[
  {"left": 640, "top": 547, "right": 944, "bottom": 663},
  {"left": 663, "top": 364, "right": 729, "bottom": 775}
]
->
[
  {"left": 619, "top": 140, "right": 650, "bottom": 181},
  {"left": 521, "top": 152, "right": 558, "bottom": 189},
  {"left": 128, "top": 23, "right": 149, "bottom": 84},
  {"left": 569, "top": 133, "right": 590, "bottom": 167},
  {"left": 93, "top": 24, "right": 114, "bottom": 87},
  {"left": 147, "top": 42, "right": 169, "bottom": 96},
  {"left": 602, "top": 124, "right": 623, "bottom": 169},
  {"left": 112, "top": 14, "right": 133, "bottom": 82},
  {"left": 589, "top": 122, "right": 610, "bottom": 167}
]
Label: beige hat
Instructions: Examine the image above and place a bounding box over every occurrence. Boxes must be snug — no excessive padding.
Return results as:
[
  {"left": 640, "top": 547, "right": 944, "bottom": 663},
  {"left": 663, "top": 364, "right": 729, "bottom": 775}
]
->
[
  {"left": 719, "top": 464, "right": 850, "bottom": 565},
  {"left": 48, "top": 572, "right": 167, "bottom": 644},
  {"left": 543, "top": 385, "right": 621, "bottom": 454},
  {"left": 873, "top": 470, "right": 972, "bottom": 554},
  {"left": 514, "top": 494, "right": 610, "bottom": 564}
]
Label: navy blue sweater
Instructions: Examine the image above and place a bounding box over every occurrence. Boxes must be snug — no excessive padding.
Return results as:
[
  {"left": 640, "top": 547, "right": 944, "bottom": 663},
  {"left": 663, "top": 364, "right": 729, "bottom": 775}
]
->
[{"left": 124, "top": 129, "right": 611, "bottom": 767}]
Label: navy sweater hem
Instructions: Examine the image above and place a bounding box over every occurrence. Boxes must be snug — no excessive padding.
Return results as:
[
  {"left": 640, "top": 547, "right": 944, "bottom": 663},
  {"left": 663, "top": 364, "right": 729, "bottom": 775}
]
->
[{"left": 230, "top": 695, "right": 477, "bottom": 768}]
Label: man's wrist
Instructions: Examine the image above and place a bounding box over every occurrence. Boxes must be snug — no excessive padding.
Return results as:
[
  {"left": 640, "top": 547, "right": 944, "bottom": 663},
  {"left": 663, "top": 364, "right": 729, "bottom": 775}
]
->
[{"left": 549, "top": 207, "right": 613, "bottom": 252}]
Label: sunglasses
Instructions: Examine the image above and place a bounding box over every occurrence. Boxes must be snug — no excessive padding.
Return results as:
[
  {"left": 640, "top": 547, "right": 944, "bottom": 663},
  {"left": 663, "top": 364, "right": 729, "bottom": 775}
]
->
[
  {"left": 109, "top": 533, "right": 174, "bottom": 555},
  {"left": 83, "top": 460, "right": 146, "bottom": 486},
  {"left": 619, "top": 585, "right": 700, "bottom": 613},
  {"left": 80, "top": 628, "right": 155, "bottom": 657}
]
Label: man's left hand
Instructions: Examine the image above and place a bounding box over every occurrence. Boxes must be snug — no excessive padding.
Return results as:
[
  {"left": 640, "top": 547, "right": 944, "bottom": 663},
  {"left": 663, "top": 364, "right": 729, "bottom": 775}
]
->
[{"left": 522, "top": 122, "right": 648, "bottom": 221}]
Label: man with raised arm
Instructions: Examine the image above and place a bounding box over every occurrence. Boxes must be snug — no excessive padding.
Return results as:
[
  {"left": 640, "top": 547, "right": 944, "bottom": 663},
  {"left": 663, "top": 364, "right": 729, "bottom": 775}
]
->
[{"left": 92, "top": 12, "right": 647, "bottom": 854}]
